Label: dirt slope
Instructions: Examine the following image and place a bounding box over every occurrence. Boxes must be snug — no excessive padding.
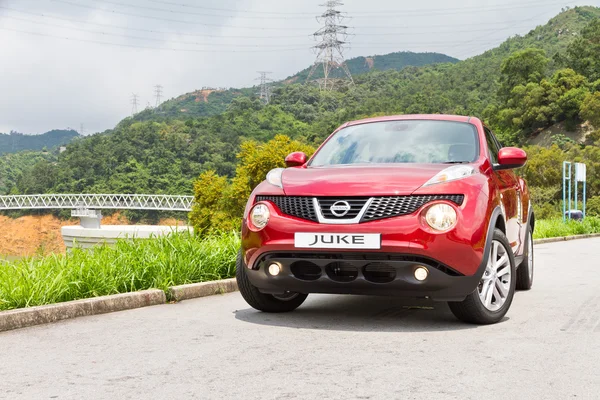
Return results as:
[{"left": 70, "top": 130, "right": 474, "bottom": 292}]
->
[{"left": 0, "top": 214, "right": 187, "bottom": 257}]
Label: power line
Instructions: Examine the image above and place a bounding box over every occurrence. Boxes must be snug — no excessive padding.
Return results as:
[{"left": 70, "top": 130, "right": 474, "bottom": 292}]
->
[
  {"left": 131, "top": 93, "right": 139, "bottom": 115},
  {"left": 0, "top": 27, "right": 310, "bottom": 53},
  {"left": 147, "top": 0, "right": 316, "bottom": 15},
  {"left": 0, "top": 15, "right": 310, "bottom": 48},
  {"left": 0, "top": 6, "right": 565, "bottom": 38},
  {"left": 0, "top": 6, "right": 310, "bottom": 39},
  {"left": 256, "top": 72, "right": 273, "bottom": 104},
  {"left": 0, "top": 13, "right": 552, "bottom": 47},
  {"left": 123, "top": 0, "right": 579, "bottom": 17},
  {"left": 347, "top": 0, "right": 578, "bottom": 15},
  {"left": 307, "top": 1, "right": 354, "bottom": 91},
  {"left": 446, "top": 7, "right": 564, "bottom": 59},
  {"left": 85, "top": 0, "right": 313, "bottom": 20},
  {"left": 49, "top": 0, "right": 317, "bottom": 31},
  {"left": 52, "top": 0, "right": 581, "bottom": 21},
  {"left": 351, "top": 23, "right": 552, "bottom": 35}
]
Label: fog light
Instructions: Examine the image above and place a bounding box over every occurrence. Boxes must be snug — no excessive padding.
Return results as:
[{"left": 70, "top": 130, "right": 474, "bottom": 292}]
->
[
  {"left": 414, "top": 266, "right": 429, "bottom": 281},
  {"left": 268, "top": 263, "right": 281, "bottom": 276}
]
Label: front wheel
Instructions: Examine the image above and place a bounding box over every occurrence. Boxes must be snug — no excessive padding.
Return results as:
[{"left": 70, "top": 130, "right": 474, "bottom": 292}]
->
[
  {"left": 448, "top": 229, "right": 516, "bottom": 325},
  {"left": 236, "top": 251, "right": 308, "bottom": 313}
]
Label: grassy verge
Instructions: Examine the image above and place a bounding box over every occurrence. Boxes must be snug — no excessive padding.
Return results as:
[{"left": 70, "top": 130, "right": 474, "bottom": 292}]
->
[
  {"left": 534, "top": 217, "right": 600, "bottom": 239},
  {"left": 0, "top": 232, "right": 239, "bottom": 311}
]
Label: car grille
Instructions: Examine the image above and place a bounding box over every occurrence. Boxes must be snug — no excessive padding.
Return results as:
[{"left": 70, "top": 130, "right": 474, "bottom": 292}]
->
[
  {"left": 362, "top": 195, "right": 465, "bottom": 222},
  {"left": 255, "top": 195, "right": 464, "bottom": 223},
  {"left": 256, "top": 196, "right": 318, "bottom": 222}
]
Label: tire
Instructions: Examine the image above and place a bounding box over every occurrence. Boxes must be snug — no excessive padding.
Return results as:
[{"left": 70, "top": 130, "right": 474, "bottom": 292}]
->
[
  {"left": 516, "top": 227, "right": 534, "bottom": 291},
  {"left": 236, "top": 250, "right": 308, "bottom": 313},
  {"left": 448, "top": 228, "right": 517, "bottom": 325}
]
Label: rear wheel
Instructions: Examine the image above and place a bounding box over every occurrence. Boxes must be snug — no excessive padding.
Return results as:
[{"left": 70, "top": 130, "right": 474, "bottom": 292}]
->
[
  {"left": 236, "top": 250, "right": 307, "bottom": 313},
  {"left": 448, "top": 229, "right": 516, "bottom": 325},
  {"left": 516, "top": 228, "right": 534, "bottom": 291}
]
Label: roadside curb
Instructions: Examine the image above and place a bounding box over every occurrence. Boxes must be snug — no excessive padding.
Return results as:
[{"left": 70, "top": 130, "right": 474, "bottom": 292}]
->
[
  {"left": 533, "top": 233, "right": 600, "bottom": 245},
  {"left": 168, "top": 278, "right": 238, "bottom": 302},
  {"left": 0, "top": 289, "right": 166, "bottom": 333}
]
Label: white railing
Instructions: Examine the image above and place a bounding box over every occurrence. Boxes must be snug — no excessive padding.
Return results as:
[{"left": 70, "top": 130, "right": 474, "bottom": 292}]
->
[{"left": 0, "top": 194, "right": 194, "bottom": 211}]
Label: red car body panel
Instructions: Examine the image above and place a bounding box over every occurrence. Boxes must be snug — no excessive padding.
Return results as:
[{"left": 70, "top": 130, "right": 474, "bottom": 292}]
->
[
  {"left": 241, "top": 114, "right": 533, "bottom": 301},
  {"left": 282, "top": 164, "right": 449, "bottom": 197}
]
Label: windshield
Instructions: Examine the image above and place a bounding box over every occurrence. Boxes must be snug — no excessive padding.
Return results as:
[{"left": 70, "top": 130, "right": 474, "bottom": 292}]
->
[{"left": 309, "top": 120, "right": 479, "bottom": 167}]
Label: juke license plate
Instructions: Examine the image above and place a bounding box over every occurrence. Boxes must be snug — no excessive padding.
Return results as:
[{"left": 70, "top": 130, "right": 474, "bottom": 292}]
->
[{"left": 294, "top": 233, "right": 381, "bottom": 249}]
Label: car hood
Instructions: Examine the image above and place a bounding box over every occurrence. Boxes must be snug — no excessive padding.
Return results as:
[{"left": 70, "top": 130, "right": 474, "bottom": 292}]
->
[{"left": 281, "top": 164, "right": 449, "bottom": 197}]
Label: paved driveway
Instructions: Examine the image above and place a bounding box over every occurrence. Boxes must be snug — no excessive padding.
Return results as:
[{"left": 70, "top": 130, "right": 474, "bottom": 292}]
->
[{"left": 1, "top": 239, "right": 599, "bottom": 399}]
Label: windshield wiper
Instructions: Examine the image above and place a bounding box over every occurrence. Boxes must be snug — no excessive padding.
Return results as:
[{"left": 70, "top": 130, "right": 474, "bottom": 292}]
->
[{"left": 443, "top": 161, "right": 470, "bottom": 164}]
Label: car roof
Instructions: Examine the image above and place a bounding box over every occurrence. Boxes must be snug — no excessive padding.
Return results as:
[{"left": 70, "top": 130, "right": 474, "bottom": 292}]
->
[{"left": 344, "top": 114, "right": 478, "bottom": 128}]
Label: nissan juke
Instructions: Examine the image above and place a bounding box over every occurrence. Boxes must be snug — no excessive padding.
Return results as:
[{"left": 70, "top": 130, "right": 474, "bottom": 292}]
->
[{"left": 236, "top": 115, "right": 535, "bottom": 324}]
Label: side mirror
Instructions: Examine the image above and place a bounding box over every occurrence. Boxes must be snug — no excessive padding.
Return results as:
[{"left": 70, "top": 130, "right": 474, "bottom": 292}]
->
[
  {"left": 285, "top": 152, "right": 308, "bottom": 167},
  {"left": 496, "top": 147, "right": 527, "bottom": 170}
]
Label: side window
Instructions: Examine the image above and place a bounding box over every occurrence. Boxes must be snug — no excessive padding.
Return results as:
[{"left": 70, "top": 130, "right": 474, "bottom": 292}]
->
[{"left": 484, "top": 127, "right": 500, "bottom": 165}]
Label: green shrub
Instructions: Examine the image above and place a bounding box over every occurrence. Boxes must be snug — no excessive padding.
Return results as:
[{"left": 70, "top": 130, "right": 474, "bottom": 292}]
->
[
  {"left": 189, "top": 134, "right": 315, "bottom": 235},
  {"left": 535, "top": 201, "right": 562, "bottom": 220},
  {"left": 189, "top": 171, "right": 240, "bottom": 236},
  {"left": 586, "top": 196, "right": 600, "bottom": 217}
]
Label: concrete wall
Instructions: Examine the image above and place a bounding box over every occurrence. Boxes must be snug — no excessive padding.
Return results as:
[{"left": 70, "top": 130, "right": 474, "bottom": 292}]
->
[{"left": 61, "top": 225, "right": 193, "bottom": 249}]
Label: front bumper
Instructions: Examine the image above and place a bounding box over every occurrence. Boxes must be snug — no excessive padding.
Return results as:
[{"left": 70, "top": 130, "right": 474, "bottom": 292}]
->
[
  {"left": 246, "top": 251, "right": 483, "bottom": 301},
  {"left": 242, "top": 192, "right": 491, "bottom": 302}
]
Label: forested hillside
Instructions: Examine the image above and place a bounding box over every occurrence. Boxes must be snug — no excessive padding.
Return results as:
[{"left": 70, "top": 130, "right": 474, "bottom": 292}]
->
[
  {"left": 4, "top": 7, "right": 600, "bottom": 219},
  {"left": 0, "top": 129, "right": 79, "bottom": 155},
  {"left": 286, "top": 51, "right": 458, "bottom": 83},
  {"left": 129, "top": 51, "right": 458, "bottom": 122},
  {"left": 0, "top": 151, "right": 56, "bottom": 195}
]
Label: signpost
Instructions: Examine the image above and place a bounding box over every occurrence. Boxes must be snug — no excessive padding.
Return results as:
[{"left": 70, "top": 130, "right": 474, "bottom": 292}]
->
[{"left": 563, "top": 161, "right": 587, "bottom": 221}]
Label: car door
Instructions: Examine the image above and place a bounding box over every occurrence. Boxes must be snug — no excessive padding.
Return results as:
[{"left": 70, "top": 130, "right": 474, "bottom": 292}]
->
[{"left": 484, "top": 127, "right": 522, "bottom": 254}]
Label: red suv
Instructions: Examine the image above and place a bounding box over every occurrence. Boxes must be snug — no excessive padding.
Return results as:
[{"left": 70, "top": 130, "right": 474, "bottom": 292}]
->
[{"left": 236, "top": 115, "right": 534, "bottom": 324}]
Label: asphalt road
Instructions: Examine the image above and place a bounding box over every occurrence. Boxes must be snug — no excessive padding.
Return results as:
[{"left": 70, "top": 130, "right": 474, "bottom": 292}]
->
[{"left": 1, "top": 239, "right": 599, "bottom": 400}]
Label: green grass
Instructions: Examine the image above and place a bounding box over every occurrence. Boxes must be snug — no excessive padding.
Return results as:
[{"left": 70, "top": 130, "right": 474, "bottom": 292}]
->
[
  {"left": 534, "top": 217, "right": 600, "bottom": 239},
  {"left": 0, "top": 232, "right": 240, "bottom": 311}
]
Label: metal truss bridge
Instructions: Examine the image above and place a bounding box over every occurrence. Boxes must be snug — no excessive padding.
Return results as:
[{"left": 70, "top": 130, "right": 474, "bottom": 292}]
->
[{"left": 0, "top": 194, "right": 194, "bottom": 212}]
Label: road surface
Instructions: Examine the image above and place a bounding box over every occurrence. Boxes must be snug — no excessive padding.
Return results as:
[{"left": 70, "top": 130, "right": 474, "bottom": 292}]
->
[{"left": 1, "top": 239, "right": 599, "bottom": 399}]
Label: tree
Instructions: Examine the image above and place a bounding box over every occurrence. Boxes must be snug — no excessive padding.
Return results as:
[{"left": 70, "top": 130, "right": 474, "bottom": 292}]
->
[
  {"left": 499, "top": 49, "right": 549, "bottom": 99},
  {"left": 580, "top": 91, "right": 600, "bottom": 128},
  {"left": 189, "top": 135, "right": 315, "bottom": 236},
  {"left": 564, "top": 19, "right": 600, "bottom": 82}
]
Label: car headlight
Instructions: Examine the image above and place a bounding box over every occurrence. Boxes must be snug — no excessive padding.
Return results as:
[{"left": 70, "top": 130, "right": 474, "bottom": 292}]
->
[
  {"left": 425, "top": 204, "right": 457, "bottom": 232},
  {"left": 266, "top": 168, "right": 284, "bottom": 188},
  {"left": 250, "top": 203, "right": 270, "bottom": 230},
  {"left": 423, "top": 165, "right": 475, "bottom": 187}
]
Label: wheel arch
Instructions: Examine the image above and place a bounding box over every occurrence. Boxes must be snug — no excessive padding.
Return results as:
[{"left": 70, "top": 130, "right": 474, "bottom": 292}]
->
[
  {"left": 494, "top": 213, "right": 506, "bottom": 234},
  {"left": 474, "top": 206, "right": 505, "bottom": 279}
]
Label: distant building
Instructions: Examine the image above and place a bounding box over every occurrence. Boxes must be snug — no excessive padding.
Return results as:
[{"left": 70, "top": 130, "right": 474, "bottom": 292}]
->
[{"left": 59, "top": 146, "right": 67, "bottom": 153}]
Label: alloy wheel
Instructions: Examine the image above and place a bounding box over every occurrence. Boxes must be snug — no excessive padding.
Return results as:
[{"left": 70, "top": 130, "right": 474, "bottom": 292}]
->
[{"left": 478, "top": 239, "right": 512, "bottom": 312}]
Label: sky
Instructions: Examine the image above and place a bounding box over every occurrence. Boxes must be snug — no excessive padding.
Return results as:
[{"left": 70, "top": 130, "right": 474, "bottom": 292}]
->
[{"left": 0, "top": 0, "right": 597, "bottom": 135}]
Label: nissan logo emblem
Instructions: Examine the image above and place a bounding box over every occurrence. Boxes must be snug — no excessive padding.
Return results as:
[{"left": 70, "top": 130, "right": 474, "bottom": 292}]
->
[{"left": 330, "top": 201, "right": 351, "bottom": 217}]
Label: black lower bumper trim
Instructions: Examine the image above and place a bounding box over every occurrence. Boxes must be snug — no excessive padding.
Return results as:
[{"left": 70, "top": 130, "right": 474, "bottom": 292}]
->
[{"left": 247, "top": 252, "right": 481, "bottom": 302}]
